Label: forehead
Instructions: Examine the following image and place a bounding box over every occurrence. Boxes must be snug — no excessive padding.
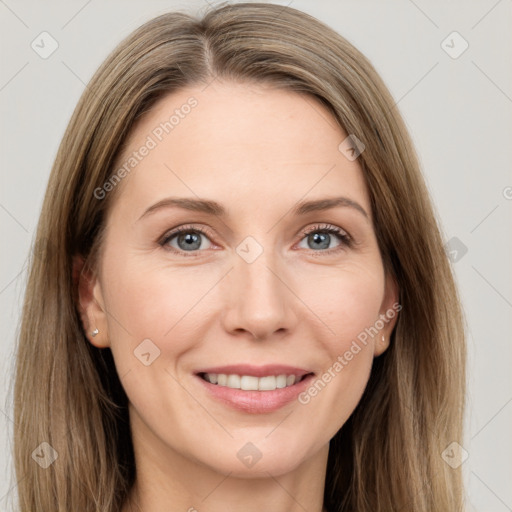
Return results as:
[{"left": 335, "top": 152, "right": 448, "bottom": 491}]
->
[{"left": 108, "top": 81, "right": 370, "bottom": 222}]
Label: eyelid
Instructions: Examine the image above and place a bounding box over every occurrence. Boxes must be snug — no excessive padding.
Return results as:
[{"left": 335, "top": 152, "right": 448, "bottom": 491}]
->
[{"left": 299, "top": 223, "right": 350, "bottom": 240}]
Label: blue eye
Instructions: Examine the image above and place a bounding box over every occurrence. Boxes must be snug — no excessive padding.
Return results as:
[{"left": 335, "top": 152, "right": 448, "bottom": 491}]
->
[
  {"left": 160, "top": 225, "right": 213, "bottom": 256},
  {"left": 298, "top": 224, "right": 352, "bottom": 254},
  {"left": 159, "top": 223, "right": 352, "bottom": 257}
]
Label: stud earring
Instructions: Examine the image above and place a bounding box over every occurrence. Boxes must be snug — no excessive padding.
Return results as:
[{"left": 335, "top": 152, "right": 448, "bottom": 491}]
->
[
  {"left": 382, "top": 335, "right": 385, "bottom": 343},
  {"left": 91, "top": 328, "right": 99, "bottom": 337}
]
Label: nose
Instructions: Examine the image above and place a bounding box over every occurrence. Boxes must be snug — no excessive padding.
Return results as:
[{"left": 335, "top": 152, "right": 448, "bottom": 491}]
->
[{"left": 221, "top": 246, "right": 298, "bottom": 341}]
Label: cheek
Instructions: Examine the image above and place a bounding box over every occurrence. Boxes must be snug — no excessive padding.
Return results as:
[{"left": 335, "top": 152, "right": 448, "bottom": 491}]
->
[
  {"left": 101, "top": 253, "right": 213, "bottom": 343},
  {"left": 99, "top": 251, "right": 231, "bottom": 393},
  {"left": 296, "top": 259, "right": 385, "bottom": 346},
  {"left": 98, "top": 254, "right": 214, "bottom": 426},
  {"left": 292, "top": 263, "right": 384, "bottom": 435}
]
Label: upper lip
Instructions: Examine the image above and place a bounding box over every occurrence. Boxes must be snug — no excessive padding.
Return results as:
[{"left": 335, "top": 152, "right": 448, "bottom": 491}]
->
[{"left": 195, "top": 364, "right": 314, "bottom": 378}]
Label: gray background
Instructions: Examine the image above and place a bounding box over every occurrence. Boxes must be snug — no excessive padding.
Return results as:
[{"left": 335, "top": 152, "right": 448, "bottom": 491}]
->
[{"left": 1, "top": 1, "right": 511, "bottom": 510}]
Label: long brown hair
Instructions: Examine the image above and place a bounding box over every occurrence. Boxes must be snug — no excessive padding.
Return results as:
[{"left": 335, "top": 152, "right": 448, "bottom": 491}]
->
[{"left": 13, "top": 3, "right": 466, "bottom": 510}]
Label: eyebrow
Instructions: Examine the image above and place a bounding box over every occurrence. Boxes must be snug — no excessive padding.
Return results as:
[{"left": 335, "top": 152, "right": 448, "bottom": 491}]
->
[{"left": 138, "top": 196, "right": 369, "bottom": 221}]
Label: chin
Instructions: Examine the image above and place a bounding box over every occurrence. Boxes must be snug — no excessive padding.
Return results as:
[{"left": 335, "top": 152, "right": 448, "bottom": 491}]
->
[{"left": 199, "top": 441, "right": 313, "bottom": 479}]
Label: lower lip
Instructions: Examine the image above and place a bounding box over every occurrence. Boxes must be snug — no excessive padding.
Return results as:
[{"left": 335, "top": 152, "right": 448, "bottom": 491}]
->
[{"left": 195, "top": 374, "right": 315, "bottom": 414}]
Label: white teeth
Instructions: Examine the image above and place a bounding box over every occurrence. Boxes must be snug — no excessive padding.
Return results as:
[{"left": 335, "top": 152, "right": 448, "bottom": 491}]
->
[
  {"left": 241, "top": 376, "right": 259, "bottom": 390},
  {"left": 227, "top": 374, "right": 241, "bottom": 389},
  {"left": 276, "top": 375, "right": 287, "bottom": 388},
  {"left": 202, "top": 372, "right": 306, "bottom": 391},
  {"left": 258, "top": 375, "right": 276, "bottom": 390}
]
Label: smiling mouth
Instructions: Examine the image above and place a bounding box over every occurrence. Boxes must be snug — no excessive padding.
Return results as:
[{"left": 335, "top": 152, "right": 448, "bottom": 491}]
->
[{"left": 198, "top": 372, "right": 313, "bottom": 391}]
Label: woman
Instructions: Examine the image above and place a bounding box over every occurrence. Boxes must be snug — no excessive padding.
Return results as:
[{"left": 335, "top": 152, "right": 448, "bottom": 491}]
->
[{"left": 13, "top": 3, "right": 466, "bottom": 511}]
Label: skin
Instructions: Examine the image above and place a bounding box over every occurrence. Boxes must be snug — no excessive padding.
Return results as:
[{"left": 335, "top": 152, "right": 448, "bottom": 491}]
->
[{"left": 77, "top": 81, "right": 398, "bottom": 512}]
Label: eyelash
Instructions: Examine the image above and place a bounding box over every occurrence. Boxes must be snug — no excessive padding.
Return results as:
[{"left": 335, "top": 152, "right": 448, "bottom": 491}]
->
[{"left": 159, "top": 223, "right": 353, "bottom": 258}]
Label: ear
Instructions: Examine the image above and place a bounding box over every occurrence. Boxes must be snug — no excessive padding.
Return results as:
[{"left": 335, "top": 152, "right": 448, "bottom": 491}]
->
[
  {"left": 73, "top": 254, "right": 110, "bottom": 348},
  {"left": 374, "top": 272, "right": 400, "bottom": 357}
]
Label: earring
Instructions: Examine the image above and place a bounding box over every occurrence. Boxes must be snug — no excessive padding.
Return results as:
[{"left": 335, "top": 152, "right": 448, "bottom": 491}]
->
[
  {"left": 382, "top": 335, "right": 385, "bottom": 343},
  {"left": 91, "top": 328, "right": 99, "bottom": 337}
]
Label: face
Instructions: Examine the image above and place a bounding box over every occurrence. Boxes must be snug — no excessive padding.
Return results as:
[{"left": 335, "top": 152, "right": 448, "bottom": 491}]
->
[{"left": 78, "top": 81, "right": 398, "bottom": 479}]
